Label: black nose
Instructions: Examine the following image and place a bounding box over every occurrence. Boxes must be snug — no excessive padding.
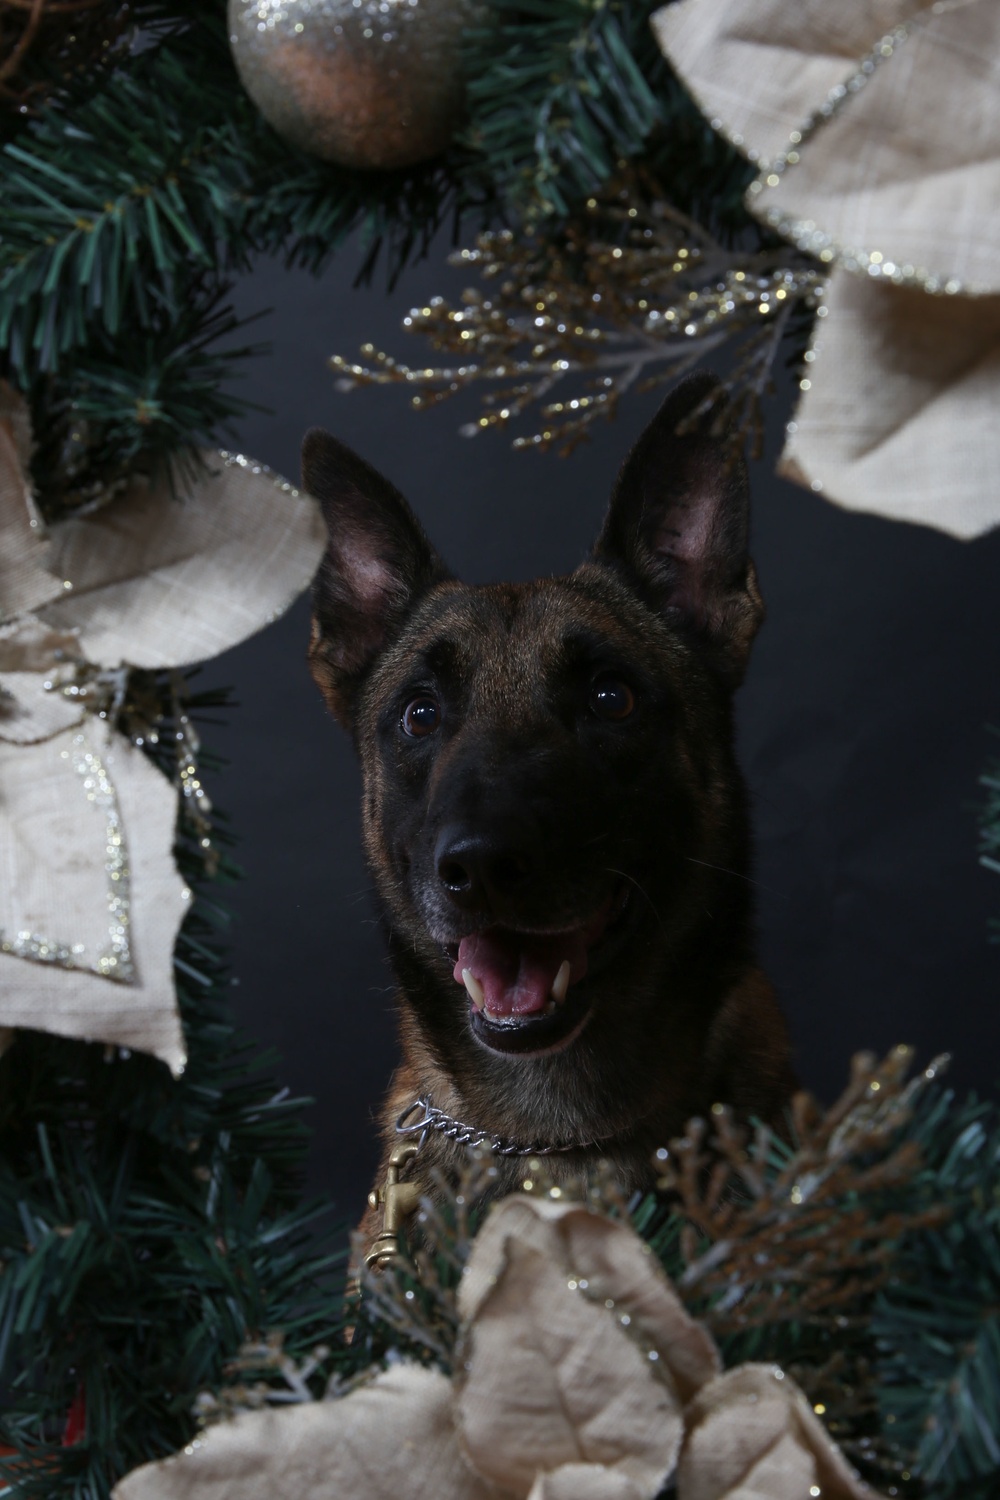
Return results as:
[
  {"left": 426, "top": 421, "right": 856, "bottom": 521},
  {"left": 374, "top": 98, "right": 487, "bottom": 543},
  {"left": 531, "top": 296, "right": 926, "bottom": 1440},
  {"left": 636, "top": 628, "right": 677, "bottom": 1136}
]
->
[{"left": 434, "top": 825, "right": 533, "bottom": 912}]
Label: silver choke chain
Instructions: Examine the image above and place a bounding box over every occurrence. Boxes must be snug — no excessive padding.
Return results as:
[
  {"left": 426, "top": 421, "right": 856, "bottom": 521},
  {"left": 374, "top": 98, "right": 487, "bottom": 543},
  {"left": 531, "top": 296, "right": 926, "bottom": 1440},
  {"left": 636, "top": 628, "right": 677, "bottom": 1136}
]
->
[{"left": 395, "top": 1096, "right": 599, "bottom": 1158}]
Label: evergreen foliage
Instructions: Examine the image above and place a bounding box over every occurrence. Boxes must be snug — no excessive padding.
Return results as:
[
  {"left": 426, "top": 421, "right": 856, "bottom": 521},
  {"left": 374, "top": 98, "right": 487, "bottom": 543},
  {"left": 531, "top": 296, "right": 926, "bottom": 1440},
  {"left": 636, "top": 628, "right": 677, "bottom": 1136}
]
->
[
  {"left": 0, "top": 684, "right": 350, "bottom": 1499},
  {"left": 462, "top": 0, "right": 669, "bottom": 219},
  {"left": 874, "top": 1093, "right": 1000, "bottom": 1494},
  {"left": 333, "top": 1060, "right": 1000, "bottom": 1500},
  {"left": 2, "top": 4, "right": 998, "bottom": 1497},
  {"left": 980, "top": 741, "right": 1000, "bottom": 942},
  {"left": 0, "top": 0, "right": 752, "bottom": 517},
  {"left": 461, "top": 0, "right": 754, "bottom": 232},
  {"left": 0, "top": 1, "right": 478, "bottom": 517}
]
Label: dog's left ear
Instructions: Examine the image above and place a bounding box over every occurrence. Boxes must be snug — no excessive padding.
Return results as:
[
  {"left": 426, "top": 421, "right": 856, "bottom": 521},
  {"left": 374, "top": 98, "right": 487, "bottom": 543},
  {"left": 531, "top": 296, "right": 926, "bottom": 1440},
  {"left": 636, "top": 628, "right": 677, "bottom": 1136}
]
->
[
  {"left": 593, "top": 373, "right": 763, "bottom": 685},
  {"left": 303, "top": 429, "right": 451, "bottom": 728}
]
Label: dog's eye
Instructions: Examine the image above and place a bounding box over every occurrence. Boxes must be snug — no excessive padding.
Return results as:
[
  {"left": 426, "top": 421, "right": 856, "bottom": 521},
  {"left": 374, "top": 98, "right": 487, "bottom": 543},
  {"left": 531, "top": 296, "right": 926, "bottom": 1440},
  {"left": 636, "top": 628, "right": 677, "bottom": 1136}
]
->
[
  {"left": 402, "top": 696, "right": 441, "bottom": 737},
  {"left": 589, "top": 676, "right": 635, "bottom": 721}
]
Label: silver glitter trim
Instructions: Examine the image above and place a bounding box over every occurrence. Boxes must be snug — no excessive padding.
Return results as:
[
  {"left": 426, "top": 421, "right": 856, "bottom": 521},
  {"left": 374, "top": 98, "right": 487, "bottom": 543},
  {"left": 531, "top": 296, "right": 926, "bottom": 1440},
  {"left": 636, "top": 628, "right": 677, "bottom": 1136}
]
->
[
  {"left": 0, "top": 729, "right": 134, "bottom": 983},
  {"left": 218, "top": 449, "right": 301, "bottom": 498},
  {"left": 746, "top": 20, "right": 986, "bottom": 296},
  {"left": 217, "top": 449, "right": 318, "bottom": 627}
]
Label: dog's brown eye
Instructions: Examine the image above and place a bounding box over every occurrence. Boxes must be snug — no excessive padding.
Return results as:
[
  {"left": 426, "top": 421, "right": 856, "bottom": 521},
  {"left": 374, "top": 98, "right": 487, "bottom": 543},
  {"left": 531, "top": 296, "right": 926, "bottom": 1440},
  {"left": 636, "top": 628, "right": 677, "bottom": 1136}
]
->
[
  {"left": 590, "top": 677, "right": 635, "bottom": 721},
  {"left": 402, "top": 696, "right": 441, "bottom": 736}
]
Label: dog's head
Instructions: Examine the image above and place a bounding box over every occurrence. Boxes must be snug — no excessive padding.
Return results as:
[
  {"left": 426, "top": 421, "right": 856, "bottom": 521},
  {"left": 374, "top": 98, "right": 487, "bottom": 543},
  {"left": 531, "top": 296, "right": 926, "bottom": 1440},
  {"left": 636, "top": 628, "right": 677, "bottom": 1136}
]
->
[{"left": 305, "top": 375, "right": 765, "bottom": 1138}]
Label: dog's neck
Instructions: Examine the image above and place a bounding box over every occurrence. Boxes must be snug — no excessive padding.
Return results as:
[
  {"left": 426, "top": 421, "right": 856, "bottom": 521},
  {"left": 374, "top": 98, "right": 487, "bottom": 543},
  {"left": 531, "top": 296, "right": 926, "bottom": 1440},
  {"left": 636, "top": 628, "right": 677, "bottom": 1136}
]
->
[{"left": 395, "top": 1095, "right": 608, "bottom": 1159}]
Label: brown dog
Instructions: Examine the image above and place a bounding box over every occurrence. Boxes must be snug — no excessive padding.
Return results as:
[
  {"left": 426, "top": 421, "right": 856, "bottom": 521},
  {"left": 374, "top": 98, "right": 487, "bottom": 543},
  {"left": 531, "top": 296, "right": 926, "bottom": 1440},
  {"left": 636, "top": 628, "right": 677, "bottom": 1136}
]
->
[{"left": 303, "top": 373, "right": 794, "bottom": 1256}]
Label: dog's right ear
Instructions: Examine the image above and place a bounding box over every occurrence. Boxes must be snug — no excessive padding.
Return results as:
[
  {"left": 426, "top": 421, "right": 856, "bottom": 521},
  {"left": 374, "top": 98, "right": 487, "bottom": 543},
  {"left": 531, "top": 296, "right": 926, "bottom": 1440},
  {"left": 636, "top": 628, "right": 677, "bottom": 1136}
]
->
[
  {"left": 592, "top": 373, "right": 763, "bottom": 685},
  {"left": 302, "top": 429, "right": 450, "bottom": 728}
]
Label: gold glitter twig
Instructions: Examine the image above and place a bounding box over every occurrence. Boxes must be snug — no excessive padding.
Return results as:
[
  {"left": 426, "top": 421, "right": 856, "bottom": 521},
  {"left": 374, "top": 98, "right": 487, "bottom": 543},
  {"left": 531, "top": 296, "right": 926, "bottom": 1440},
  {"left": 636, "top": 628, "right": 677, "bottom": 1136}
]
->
[{"left": 331, "top": 185, "right": 825, "bottom": 457}]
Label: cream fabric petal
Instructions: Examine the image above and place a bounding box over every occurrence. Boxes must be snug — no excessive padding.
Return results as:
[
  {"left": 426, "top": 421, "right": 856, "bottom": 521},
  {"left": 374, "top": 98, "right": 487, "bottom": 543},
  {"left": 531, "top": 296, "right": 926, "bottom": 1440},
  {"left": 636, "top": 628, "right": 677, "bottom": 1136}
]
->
[
  {"left": 780, "top": 270, "right": 1000, "bottom": 537},
  {"left": 527, "top": 1464, "right": 647, "bottom": 1500},
  {"left": 0, "top": 670, "right": 86, "bottom": 743},
  {"left": 0, "top": 621, "right": 87, "bottom": 742},
  {"left": 457, "top": 1196, "right": 685, "bottom": 1497},
  {"left": 35, "top": 452, "right": 326, "bottom": 669},
  {"left": 548, "top": 1201, "right": 720, "bottom": 1402},
  {"left": 651, "top": 0, "right": 929, "bottom": 169},
  {"left": 460, "top": 1198, "right": 718, "bottom": 1400},
  {"left": 112, "top": 1365, "right": 489, "bottom": 1500},
  {"left": 0, "top": 384, "right": 63, "bottom": 623},
  {"left": 676, "top": 1365, "right": 877, "bottom": 1500},
  {"left": 0, "top": 724, "right": 188, "bottom": 1074},
  {"left": 0, "top": 617, "right": 82, "bottom": 673},
  {"left": 755, "top": 1, "right": 1000, "bottom": 292}
]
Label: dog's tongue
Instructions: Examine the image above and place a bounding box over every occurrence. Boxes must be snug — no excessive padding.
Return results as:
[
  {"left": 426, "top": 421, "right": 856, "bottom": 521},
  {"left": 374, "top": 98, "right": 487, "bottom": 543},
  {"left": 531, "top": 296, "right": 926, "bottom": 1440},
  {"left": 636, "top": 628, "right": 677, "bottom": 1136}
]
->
[{"left": 455, "top": 929, "right": 590, "bottom": 1017}]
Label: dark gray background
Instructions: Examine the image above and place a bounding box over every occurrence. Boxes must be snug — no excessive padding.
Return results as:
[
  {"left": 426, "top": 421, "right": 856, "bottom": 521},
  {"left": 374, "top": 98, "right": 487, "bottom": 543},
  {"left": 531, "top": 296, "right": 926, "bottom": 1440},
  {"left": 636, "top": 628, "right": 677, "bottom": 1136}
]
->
[{"left": 203, "top": 234, "right": 1000, "bottom": 1219}]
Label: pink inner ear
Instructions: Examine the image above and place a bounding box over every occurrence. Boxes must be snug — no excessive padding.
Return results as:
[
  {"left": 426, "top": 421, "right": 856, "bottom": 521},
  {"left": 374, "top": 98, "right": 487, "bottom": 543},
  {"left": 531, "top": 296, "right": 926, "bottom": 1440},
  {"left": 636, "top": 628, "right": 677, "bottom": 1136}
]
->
[
  {"left": 337, "top": 536, "right": 396, "bottom": 607},
  {"left": 647, "top": 492, "right": 721, "bottom": 632},
  {"left": 654, "top": 490, "right": 716, "bottom": 567}
]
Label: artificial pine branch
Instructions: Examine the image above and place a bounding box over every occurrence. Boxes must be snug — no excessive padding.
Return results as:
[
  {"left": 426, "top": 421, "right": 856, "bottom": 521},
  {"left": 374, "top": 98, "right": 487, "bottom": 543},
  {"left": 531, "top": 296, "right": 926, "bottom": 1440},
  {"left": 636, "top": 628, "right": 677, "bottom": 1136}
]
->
[
  {"left": 0, "top": 0, "right": 766, "bottom": 519},
  {"left": 874, "top": 1088, "right": 1000, "bottom": 1494},
  {"left": 196, "top": 1049, "right": 1000, "bottom": 1499},
  {"left": 24, "top": 284, "right": 268, "bottom": 520},
  {"left": 461, "top": 0, "right": 667, "bottom": 220},
  {"left": 0, "top": 680, "right": 350, "bottom": 1500}
]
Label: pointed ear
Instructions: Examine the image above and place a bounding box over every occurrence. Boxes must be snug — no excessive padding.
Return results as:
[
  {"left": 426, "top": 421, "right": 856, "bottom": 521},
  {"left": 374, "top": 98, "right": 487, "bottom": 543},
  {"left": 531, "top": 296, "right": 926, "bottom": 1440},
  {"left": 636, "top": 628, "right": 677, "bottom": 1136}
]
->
[
  {"left": 302, "top": 429, "right": 451, "bottom": 728},
  {"left": 593, "top": 373, "right": 763, "bottom": 684}
]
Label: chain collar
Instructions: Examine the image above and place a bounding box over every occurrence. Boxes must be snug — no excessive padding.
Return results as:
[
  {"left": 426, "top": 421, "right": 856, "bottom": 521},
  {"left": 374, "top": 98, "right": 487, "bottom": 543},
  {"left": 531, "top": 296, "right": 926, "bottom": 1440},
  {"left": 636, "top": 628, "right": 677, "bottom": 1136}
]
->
[{"left": 395, "top": 1096, "right": 601, "bottom": 1158}]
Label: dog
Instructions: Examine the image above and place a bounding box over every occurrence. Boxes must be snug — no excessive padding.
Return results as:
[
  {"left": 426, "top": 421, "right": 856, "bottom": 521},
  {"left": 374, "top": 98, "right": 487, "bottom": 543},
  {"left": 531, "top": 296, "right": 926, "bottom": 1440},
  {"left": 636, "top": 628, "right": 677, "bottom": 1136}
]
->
[{"left": 303, "top": 373, "right": 795, "bottom": 1257}]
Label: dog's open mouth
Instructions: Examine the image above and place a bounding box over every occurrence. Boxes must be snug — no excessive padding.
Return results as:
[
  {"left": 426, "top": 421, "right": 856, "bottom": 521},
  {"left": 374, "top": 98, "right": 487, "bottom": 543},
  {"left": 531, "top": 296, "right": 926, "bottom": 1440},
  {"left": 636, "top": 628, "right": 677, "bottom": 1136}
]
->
[{"left": 450, "top": 886, "right": 629, "bottom": 1056}]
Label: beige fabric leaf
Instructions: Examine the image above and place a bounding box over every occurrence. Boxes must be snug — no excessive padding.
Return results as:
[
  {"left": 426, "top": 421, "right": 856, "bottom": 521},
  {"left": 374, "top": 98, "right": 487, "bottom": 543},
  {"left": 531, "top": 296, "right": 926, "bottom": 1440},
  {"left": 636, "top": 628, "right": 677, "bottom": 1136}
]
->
[
  {"left": 0, "top": 622, "right": 87, "bottom": 742},
  {"left": 35, "top": 452, "right": 326, "bottom": 669},
  {"left": 546, "top": 1200, "right": 720, "bottom": 1402},
  {"left": 0, "top": 671, "right": 87, "bottom": 744},
  {"left": 0, "top": 384, "right": 63, "bottom": 623},
  {"left": 460, "top": 1197, "right": 719, "bottom": 1401},
  {"left": 677, "top": 1364, "right": 877, "bottom": 1500},
  {"left": 0, "top": 617, "right": 82, "bottom": 673},
  {"left": 527, "top": 1464, "right": 647, "bottom": 1500},
  {"left": 651, "top": 0, "right": 930, "bottom": 169},
  {"left": 0, "top": 724, "right": 188, "bottom": 1074},
  {"left": 457, "top": 1196, "right": 687, "bottom": 1497},
  {"left": 112, "top": 1364, "right": 491, "bottom": 1500},
  {"left": 780, "top": 270, "right": 1000, "bottom": 537},
  {"left": 655, "top": 0, "right": 1000, "bottom": 292},
  {"left": 754, "top": 1, "right": 1000, "bottom": 293}
]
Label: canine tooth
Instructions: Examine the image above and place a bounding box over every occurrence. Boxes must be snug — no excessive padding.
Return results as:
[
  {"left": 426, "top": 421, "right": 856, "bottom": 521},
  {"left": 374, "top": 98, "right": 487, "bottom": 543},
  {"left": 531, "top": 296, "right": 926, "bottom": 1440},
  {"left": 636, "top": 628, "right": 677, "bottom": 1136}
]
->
[
  {"left": 462, "top": 968, "right": 485, "bottom": 1010},
  {"left": 543, "top": 1000, "right": 557, "bottom": 1016},
  {"left": 551, "top": 960, "right": 571, "bottom": 1005}
]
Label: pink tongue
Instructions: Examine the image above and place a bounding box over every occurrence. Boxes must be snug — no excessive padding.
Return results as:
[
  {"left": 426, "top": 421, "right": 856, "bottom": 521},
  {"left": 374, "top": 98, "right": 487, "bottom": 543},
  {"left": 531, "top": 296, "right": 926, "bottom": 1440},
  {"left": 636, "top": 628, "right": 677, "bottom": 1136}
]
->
[{"left": 455, "top": 929, "right": 589, "bottom": 1017}]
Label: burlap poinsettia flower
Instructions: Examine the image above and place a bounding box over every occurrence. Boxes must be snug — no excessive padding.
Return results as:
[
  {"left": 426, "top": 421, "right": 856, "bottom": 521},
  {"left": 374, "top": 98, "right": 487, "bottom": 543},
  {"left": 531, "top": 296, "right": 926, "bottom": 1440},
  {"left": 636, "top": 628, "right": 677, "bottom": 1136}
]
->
[
  {"left": 0, "top": 385, "right": 325, "bottom": 1073},
  {"left": 112, "top": 1195, "right": 879, "bottom": 1500},
  {"left": 653, "top": 0, "right": 1000, "bottom": 538}
]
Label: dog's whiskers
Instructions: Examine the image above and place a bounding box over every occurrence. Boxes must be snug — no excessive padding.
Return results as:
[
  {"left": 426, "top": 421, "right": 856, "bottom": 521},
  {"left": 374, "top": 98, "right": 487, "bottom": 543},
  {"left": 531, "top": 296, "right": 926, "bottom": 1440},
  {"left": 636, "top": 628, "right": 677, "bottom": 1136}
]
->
[
  {"left": 604, "top": 867, "right": 668, "bottom": 938},
  {"left": 684, "top": 856, "right": 788, "bottom": 901}
]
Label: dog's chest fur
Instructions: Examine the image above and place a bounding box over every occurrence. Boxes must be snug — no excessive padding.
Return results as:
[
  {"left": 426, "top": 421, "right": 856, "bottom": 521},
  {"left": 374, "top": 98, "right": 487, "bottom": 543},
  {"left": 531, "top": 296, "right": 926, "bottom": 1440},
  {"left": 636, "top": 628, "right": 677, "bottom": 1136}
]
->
[{"left": 303, "top": 374, "right": 795, "bottom": 1245}]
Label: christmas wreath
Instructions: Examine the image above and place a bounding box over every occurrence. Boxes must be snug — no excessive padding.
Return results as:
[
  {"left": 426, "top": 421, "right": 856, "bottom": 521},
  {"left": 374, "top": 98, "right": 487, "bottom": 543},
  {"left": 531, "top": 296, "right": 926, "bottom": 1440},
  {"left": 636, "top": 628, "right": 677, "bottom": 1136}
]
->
[{"left": 1, "top": 3, "right": 999, "bottom": 1498}]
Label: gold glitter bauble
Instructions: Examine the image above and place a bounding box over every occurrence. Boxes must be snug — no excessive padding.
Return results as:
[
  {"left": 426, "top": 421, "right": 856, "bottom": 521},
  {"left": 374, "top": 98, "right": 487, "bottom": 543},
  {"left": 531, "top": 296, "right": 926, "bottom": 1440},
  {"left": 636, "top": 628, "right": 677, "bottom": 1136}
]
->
[{"left": 228, "top": 0, "right": 470, "bottom": 170}]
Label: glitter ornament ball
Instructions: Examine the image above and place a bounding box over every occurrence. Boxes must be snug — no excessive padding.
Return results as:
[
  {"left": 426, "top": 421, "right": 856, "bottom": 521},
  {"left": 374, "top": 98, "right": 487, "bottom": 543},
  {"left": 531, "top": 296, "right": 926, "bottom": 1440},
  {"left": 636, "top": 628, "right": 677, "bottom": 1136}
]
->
[{"left": 228, "top": 0, "right": 471, "bottom": 170}]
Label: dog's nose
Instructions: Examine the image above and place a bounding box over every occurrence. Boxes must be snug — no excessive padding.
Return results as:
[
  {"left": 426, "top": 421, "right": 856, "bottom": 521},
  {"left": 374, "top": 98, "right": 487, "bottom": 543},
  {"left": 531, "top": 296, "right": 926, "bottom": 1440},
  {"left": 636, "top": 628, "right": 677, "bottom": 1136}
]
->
[{"left": 434, "top": 826, "right": 533, "bottom": 912}]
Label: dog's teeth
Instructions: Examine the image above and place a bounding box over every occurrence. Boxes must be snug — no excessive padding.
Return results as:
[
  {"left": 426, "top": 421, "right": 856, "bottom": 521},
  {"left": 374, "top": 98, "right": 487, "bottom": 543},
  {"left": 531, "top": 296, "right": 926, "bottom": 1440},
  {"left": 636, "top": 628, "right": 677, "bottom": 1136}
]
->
[
  {"left": 543, "top": 999, "right": 557, "bottom": 1016},
  {"left": 551, "top": 960, "right": 571, "bottom": 1005},
  {"left": 462, "top": 968, "right": 485, "bottom": 1010}
]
